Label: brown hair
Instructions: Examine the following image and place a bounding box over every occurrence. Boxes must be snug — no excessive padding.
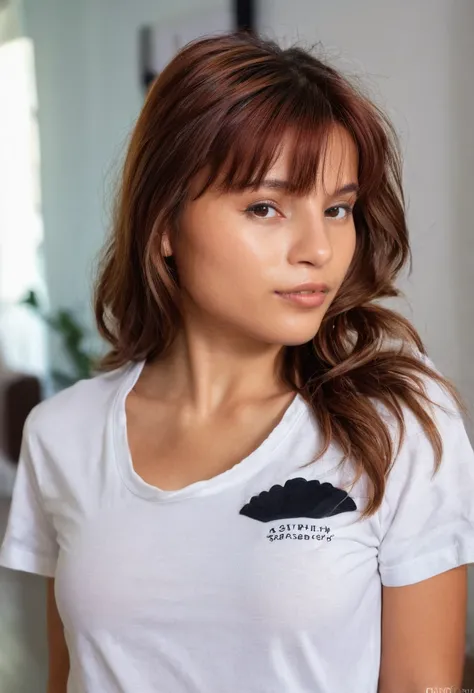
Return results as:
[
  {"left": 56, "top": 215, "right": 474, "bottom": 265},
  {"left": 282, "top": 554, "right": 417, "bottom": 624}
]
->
[{"left": 95, "top": 31, "right": 461, "bottom": 516}]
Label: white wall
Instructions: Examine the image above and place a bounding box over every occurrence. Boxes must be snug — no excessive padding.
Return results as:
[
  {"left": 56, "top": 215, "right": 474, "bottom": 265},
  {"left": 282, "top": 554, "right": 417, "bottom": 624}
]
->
[{"left": 23, "top": 0, "right": 226, "bottom": 334}]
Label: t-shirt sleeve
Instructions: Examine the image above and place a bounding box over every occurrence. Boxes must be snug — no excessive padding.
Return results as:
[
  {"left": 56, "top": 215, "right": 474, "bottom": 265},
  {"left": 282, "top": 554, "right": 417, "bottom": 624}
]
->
[
  {"left": 0, "top": 415, "right": 58, "bottom": 577},
  {"left": 377, "top": 379, "right": 474, "bottom": 587}
]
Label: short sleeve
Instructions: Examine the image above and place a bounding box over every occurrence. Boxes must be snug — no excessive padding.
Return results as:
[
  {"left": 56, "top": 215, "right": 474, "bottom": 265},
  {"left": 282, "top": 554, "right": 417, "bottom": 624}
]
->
[
  {"left": 378, "top": 380, "right": 474, "bottom": 587},
  {"left": 0, "top": 415, "right": 58, "bottom": 577}
]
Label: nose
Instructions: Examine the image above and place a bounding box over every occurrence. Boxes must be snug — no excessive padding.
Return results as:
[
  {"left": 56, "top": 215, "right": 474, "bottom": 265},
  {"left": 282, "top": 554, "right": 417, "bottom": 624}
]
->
[{"left": 287, "top": 210, "right": 333, "bottom": 268}]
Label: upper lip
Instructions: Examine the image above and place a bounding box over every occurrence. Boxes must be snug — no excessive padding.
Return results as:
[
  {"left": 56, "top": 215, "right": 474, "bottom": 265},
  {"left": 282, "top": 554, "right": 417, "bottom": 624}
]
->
[{"left": 276, "top": 282, "right": 330, "bottom": 294}]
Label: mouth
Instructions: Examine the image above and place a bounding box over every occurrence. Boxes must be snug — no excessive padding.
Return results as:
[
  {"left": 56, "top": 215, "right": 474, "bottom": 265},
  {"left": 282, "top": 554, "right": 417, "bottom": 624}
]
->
[
  {"left": 275, "top": 282, "right": 329, "bottom": 308},
  {"left": 275, "top": 284, "right": 330, "bottom": 308}
]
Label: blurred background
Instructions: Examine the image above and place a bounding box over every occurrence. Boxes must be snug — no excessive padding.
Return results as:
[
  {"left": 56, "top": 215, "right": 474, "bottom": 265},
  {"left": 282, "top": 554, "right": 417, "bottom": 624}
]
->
[{"left": 0, "top": 0, "right": 473, "bottom": 690}]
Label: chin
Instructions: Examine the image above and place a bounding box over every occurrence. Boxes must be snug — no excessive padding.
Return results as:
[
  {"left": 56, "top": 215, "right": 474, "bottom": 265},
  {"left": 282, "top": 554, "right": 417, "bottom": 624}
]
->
[
  {"left": 282, "top": 315, "right": 325, "bottom": 346},
  {"left": 258, "top": 322, "right": 323, "bottom": 348},
  {"left": 280, "top": 333, "right": 320, "bottom": 347}
]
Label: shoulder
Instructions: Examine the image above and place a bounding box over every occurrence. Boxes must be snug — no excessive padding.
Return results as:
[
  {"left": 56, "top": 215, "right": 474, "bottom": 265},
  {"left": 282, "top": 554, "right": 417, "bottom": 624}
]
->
[
  {"left": 24, "top": 363, "right": 138, "bottom": 446},
  {"left": 377, "top": 352, "right": 462, "bottom": 448},
  {"left": 402, "top": 354, "right": 462, "bottom": 444},
  {"left": 380, "top": 352, "right": 472, "bottom": 493}
]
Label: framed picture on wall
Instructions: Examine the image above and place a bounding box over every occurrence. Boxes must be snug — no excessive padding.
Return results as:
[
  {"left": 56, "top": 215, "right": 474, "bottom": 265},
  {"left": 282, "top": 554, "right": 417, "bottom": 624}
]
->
[{"left": 140, "top": 8, "right": 234, "bottom": 92}]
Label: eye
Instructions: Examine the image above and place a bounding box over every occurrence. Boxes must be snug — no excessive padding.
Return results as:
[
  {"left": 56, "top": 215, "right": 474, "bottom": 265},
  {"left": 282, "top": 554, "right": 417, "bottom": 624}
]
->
[
  {"left": 325, "top": 204, "right": 353, "bottom": 220},
  {"left": 246, "top": 203, "right": 280, "bottom": 219}
]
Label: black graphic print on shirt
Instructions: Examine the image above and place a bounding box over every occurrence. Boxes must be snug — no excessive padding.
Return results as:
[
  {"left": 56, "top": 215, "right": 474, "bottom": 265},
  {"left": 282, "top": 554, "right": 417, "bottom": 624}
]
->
[
  {"left": 239, "top": 477, "right": 357, "bottom": 523},
  {"left": 265, "top": 522, "right": 335, "bottom": 543}
]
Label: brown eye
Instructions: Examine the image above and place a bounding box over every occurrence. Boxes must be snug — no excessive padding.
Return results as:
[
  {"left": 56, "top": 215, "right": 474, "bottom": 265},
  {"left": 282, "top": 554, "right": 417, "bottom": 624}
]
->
[
  {"left": 246, "top": 203, "right": 279, "bottom": 219},
  {"left": 325, "top": 205, "right": 352, "bottom": 220}
]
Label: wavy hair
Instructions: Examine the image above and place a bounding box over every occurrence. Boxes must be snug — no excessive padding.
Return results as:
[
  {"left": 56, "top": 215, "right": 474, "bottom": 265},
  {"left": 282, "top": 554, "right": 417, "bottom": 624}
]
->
[{"left": 95, "top": 31, "right": 461, "bottom": 516}]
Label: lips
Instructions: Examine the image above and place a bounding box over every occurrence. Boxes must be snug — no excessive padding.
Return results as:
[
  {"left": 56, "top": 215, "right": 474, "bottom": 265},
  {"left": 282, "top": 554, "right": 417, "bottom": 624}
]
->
[
  {"left": 276, "top": 282, "right": 330, "bottom": 295},
  {"left": 275, "top": 287, "right": 329, "bottom": 308}
]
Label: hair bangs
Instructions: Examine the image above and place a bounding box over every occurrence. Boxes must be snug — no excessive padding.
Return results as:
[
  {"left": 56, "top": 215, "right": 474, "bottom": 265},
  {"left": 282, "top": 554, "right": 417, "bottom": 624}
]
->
[
  {"left": 195, "top": 84, "right": 338, "bottom": 198},
  {"left": 338, "top": 101, "right": 395, "bottom": 201}
]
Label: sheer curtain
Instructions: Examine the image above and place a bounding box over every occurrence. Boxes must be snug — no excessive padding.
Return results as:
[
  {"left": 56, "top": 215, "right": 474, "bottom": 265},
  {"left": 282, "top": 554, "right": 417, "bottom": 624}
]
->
[
  {"left": 0, "top": 0, "right": 47, "bottom": 375},
  {"left": 0, "top": 0, "right": 47, "bottom": 493}
]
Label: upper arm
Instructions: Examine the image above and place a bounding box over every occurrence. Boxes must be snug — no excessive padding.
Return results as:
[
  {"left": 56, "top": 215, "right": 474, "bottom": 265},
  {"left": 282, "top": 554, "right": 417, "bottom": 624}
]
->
[
  {"left": 0, "top": 418, "right": 66, "bottom": 688},
  {"left": 0, "top": 417, "right": 58, "bottom": 576},
  {"left": 375, "top": 375, "right": 474, "bottom": 689},
  {"left": 379, "top": 566, "right": 467, "bottom": 692},
  {"left": 47, "top": 578, "right": 70, "bottom": 693}
]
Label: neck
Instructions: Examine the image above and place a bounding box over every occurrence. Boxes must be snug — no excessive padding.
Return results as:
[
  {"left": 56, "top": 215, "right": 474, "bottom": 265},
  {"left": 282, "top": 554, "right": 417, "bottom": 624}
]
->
[{"left": 138, "top": 317, "right": 291, "bottom": 416}]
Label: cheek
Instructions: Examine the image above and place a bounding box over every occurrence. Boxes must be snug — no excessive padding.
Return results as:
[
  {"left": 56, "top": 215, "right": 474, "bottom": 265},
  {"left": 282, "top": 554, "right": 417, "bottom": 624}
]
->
[
  {"left": 335, "top": 225, "right": 357, "bottom": 279},
  {"left": 174, "top": 223, "right": 268, "bottom": 308},
  {"left": 173, "top": 198, "right": 285, "bottom": 294},
  {"left": 185, "top": 238, "right": 251, "bottom": 282}
]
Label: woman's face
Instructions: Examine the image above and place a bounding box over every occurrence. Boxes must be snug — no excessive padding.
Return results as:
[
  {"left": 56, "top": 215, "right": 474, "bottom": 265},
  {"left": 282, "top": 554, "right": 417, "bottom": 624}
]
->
[{"left": 166, "top": 126, "right": 358, "bottom": 347}]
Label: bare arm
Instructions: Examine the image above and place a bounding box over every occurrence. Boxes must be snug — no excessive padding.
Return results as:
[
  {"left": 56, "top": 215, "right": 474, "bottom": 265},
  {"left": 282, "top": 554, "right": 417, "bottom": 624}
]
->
[
  {"left": 47, "top": 578, "right": 70, "bottom": 693},
  {"left": 378, "top": 566, "right": 467, "bottom": 692}
]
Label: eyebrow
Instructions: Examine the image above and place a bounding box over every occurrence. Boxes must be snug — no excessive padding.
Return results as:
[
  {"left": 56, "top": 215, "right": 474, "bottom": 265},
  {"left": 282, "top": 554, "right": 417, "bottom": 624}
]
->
[{"left": 255, "top": 179, "right": 359, "bottom": 196}]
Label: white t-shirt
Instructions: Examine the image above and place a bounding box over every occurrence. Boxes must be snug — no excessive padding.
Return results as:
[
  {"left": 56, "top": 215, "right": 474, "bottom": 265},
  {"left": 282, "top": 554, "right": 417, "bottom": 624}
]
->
[{"left": 1, "top": 360, "right": 474, "bottom": 693}]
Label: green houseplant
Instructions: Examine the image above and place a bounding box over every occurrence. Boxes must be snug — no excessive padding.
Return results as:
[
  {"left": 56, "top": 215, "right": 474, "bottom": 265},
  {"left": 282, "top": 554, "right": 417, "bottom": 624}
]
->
[{"left": 22, "top": 290, "right": 97, "bottom": 390}]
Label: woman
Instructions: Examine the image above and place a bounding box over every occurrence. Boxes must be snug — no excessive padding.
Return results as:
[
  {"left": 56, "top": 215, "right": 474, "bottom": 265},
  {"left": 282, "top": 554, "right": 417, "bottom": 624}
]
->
[{"left": 1, "top": 31, "right": 474, "bottom": 693}]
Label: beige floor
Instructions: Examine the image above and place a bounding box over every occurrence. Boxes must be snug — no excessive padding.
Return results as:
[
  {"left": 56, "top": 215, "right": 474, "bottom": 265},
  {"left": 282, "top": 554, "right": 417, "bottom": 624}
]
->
[{"left": 0, "top": 499, "right": 48, "bottom": 693}]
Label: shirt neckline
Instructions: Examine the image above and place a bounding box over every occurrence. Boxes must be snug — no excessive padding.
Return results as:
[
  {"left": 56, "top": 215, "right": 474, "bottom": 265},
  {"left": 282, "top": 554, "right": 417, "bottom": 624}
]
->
[{"left": 112, "top": 360, "right": 309, "bottom": 502}]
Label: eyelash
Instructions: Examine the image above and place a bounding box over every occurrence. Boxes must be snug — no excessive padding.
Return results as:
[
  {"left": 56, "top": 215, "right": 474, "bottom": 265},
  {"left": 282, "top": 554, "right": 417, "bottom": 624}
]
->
[{"left": 245, "top": 202, "right": 355, "bottom": 220}]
